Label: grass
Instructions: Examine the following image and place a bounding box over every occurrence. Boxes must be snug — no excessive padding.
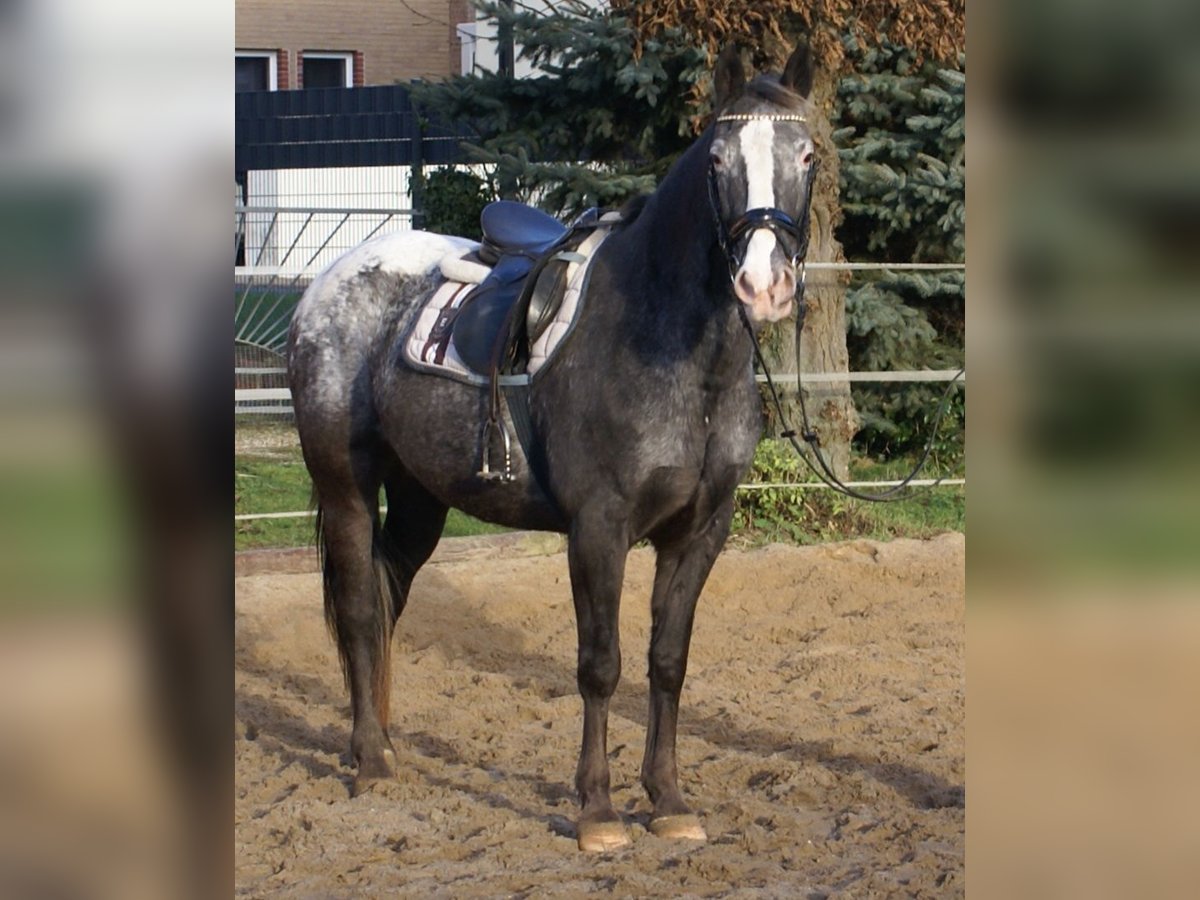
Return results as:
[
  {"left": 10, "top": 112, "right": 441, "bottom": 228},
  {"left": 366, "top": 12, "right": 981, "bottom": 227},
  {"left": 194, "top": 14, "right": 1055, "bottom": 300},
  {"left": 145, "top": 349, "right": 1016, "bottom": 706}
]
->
[
  {"left": 729, "top": 443, "right": 964, "bottom": 547},
  {"left": 236, "top": 426, "right": 964, "bottom": 552},
  {"left": 736, "top": 478, "right": 966, "bottom": 548},
  {"left": 235, "top": 441, "right": 509, "bottom": 551}
]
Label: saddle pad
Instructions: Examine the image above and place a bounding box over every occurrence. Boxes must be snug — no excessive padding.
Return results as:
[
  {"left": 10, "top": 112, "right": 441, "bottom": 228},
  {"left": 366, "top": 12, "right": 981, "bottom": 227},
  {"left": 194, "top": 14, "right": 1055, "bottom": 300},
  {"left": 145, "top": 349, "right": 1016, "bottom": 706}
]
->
[
  {"left": 404, "top": 281, "right": 485, "bottom": 382},
  {"left": 528, "top": 226, "right": 610, "bottom": 376},
  {"left": 403, "top": 226, "right": 612, "bottom": 385}
]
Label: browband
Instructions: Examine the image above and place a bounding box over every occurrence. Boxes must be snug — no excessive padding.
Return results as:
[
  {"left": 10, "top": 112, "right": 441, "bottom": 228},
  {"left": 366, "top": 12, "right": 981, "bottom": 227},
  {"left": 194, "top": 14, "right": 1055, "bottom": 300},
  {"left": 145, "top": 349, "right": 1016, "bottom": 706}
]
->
[{"left": 715, "top": 113, "right": 807, "bottom": 123}]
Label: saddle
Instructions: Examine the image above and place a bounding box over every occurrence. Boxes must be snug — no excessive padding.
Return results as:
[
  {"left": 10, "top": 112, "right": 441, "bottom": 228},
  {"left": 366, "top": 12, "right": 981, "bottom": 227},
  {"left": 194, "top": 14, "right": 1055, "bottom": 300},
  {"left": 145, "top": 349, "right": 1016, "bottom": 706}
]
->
[
  {"left": 427, "top": 201, "right": 601, "bottom": 378},
  {"left": 423, "top": 201, "right": 609, "bottom": 481},
  {"left": 479, "top": 200, "right": 568, "bottom": 263}
]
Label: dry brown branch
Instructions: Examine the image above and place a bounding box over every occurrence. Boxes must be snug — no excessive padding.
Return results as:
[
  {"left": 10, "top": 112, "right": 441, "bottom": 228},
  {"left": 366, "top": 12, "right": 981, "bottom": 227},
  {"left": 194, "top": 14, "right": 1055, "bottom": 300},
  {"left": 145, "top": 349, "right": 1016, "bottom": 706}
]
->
[{"left": 611, "top": 0, "right": 964, "bottom": 71}]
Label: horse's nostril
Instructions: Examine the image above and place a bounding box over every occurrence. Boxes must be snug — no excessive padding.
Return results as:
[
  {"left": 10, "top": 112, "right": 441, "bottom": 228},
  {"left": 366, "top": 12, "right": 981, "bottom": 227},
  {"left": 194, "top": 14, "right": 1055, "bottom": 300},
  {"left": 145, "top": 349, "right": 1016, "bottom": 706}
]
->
[
  {"left": 735, "top": 266, "right": 798, "bottom": 307},
  {"left": 734, "top": 269, "right": 761, "bottom": 301},
  {"left": 773, "top": 269, "right": 797, "bottom": 303}
]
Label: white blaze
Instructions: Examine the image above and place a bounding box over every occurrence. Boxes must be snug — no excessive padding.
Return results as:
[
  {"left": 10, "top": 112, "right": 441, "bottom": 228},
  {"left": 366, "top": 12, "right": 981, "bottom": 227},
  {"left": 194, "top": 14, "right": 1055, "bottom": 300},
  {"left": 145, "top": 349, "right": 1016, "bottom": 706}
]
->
[{"left": 737, "top": 119, "right": 777, "bottom": 289}]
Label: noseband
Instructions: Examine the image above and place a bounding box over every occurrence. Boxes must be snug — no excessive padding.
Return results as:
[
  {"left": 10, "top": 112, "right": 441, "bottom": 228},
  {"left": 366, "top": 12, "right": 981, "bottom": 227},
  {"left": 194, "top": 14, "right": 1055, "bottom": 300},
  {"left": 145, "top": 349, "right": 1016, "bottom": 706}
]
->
[{"left": 708, "top": 113, "right": 818, "bottom": 299}]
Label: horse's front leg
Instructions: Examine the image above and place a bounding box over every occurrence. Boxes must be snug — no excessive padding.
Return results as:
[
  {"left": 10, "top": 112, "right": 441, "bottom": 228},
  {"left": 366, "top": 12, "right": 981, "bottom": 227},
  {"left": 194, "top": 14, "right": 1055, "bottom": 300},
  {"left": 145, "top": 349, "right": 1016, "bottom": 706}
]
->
[
  {"left": 641, "top": 499, "right": 734, "bottom": 843},
  {"left": 567, "top": 507, "right": 630, "bottom": 852}
]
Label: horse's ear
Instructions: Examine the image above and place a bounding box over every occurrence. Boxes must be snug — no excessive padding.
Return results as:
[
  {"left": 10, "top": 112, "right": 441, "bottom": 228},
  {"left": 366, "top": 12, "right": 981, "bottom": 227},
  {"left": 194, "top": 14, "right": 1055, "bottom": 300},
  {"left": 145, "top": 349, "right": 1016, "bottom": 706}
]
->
[
  {"left": 713, "top": 45, "right": 746, "bottom": 111},
  {"left": 780, "top": 42, "right": 814, "bottom": 99}
]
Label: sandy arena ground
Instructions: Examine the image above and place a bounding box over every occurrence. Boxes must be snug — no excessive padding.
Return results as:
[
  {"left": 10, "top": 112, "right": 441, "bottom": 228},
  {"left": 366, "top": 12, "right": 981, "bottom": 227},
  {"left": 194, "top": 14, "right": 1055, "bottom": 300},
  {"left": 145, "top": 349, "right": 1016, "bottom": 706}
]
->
[{"left": 235, "top": 531, "right": 964, "bottom": 897}]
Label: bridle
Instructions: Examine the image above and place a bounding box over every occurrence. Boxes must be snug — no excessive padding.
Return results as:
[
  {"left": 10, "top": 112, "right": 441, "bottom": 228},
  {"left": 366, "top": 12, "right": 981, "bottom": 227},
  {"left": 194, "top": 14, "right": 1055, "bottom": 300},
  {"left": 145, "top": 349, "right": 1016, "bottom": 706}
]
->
[
  {"left": 707, "top": 112, "right": 819, "bottom": 301},
  {"left": 708, "top": 111, "right": 964, "bottom": 503}
]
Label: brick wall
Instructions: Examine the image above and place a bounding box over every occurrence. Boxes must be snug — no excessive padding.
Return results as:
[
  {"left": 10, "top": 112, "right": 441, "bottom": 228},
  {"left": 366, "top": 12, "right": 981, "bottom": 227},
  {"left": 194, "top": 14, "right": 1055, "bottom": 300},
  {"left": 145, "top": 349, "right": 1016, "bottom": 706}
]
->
[
  {"left": 236, "top": 0, "right": 472, "bottom": 85},
  {"left": 446, "top": 0, "right": 470, "bottom": 76},
  {"left": 276, "top": 49, "right": 290, "bottom": 90}
]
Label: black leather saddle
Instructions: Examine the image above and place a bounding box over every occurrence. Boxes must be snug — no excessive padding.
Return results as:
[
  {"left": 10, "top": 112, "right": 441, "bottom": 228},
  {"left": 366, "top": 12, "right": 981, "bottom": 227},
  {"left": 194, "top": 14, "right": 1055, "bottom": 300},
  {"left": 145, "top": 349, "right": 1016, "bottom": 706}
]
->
[{"left": 450, "top": 202, "right": 579, "bottom": 375}]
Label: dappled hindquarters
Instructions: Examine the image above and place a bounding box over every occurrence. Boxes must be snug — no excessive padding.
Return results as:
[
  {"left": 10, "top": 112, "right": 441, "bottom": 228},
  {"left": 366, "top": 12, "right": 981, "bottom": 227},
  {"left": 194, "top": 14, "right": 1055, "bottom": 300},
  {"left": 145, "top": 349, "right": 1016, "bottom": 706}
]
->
[{"left": 235, "top": 533, "right": 963, "bottom": 897}]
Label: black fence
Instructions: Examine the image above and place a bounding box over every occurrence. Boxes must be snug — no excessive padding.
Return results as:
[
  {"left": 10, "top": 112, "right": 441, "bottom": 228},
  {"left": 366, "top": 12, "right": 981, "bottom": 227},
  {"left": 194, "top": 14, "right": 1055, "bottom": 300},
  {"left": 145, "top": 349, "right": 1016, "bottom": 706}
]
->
[{"left": 235, "top": 84, "right": 475, "bottom": 175}]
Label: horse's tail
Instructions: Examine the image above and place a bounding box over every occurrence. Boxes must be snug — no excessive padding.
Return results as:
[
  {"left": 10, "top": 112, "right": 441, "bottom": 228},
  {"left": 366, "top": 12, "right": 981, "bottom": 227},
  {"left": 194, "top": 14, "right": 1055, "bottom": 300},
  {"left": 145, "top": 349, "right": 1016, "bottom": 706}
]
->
[
  {"left": 314, "top": 491, "right": 409, "bottom": 729},
  {"left": 313, "top": 496, "right": 352, "bottom": 692}
]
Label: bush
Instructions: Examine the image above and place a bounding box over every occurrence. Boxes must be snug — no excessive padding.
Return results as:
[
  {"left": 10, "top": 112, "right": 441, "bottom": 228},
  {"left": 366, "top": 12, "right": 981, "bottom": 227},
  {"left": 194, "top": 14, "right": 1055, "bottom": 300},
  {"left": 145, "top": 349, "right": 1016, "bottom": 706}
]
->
[
  {"left": 420, "top": 167, "right": 493, "bottom": 240},
  {"left": 731, "top": 440, "right": 870, "bottom": 543},
  {"left": 732, "top": 439, "right": 808, "bottom": 539},
  {"left": 730, "top": 439, "right": 965, "bottom": 544}
]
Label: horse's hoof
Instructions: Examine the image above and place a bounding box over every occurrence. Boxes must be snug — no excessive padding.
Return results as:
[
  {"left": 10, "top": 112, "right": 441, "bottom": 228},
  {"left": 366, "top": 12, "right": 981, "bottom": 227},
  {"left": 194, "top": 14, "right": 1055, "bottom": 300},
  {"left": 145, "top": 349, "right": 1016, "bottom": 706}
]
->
[
  {"left": 352, "top": 748, "right": 397, "bottom": 796},
  {"left": 351, "top": 775, "right": 388, "bottom": 797},
  {"left": 648, "top": 813, "right": 707, "bottom": 842},
  {"left": 577, "top": 820, "right": 632, "bottom": 853}
]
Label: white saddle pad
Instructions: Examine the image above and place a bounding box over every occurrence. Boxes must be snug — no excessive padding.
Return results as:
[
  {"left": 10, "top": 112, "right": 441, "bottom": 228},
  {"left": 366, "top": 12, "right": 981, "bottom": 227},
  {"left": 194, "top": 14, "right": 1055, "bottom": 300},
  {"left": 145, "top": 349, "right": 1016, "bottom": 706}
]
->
[{"left": 403, "top": 225, "right": 612, "bottom": 385}]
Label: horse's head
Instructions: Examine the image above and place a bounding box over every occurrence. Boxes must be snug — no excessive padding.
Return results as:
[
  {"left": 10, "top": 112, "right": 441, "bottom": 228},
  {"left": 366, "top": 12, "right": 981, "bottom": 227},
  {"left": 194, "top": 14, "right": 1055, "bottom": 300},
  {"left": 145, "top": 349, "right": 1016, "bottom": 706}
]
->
[{"left": 708, "top": 44, "right": 816, "bottom": 326}]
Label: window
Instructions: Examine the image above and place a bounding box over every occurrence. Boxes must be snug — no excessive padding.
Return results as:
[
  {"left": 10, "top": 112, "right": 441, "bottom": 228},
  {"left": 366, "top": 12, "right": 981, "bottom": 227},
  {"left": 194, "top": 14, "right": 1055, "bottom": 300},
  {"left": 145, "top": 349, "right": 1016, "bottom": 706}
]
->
[
  {"left": 302, "top": 52, "right": 353, "bottom": 89},
  {"left": 457, "top": 23, "right": 478, "bottom": 75},
  {"left": 235, "top": 51, "right": 277, "bottom": 92}
]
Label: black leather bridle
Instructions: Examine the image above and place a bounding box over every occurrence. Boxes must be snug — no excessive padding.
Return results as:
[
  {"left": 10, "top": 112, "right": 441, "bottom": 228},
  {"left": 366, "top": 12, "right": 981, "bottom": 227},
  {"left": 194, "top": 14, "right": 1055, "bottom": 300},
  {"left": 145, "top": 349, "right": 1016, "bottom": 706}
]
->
[
  {"left": 707, "top": 112, "right": 819, "bottom": 300},
  {"left": 709, "top": 112, "right": 964, "bottom": 502}
]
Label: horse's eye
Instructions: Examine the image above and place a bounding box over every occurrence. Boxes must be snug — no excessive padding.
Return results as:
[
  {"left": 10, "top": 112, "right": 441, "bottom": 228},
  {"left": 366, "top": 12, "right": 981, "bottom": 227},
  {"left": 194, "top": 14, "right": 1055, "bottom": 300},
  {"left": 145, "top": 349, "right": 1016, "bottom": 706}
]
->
[
  {"left": 801, "top": 150, "right": 814, "bottom": 167},
  {"left": 709, "top": 139, "right": 727, "bottom": 171}
]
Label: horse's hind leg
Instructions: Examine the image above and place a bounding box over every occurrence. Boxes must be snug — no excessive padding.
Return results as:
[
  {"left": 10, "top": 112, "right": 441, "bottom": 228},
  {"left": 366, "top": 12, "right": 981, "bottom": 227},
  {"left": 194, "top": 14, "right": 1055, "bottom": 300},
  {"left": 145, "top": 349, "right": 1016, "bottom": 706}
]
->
[
  {"left": 318, "top": 458, "right": 447, "bottom": 796},
  {"left": 377, "top": 470, "right": 448, "bottom": 628},
  {"left": 311, "top": 450, "right": 395, "bottom": 791}
]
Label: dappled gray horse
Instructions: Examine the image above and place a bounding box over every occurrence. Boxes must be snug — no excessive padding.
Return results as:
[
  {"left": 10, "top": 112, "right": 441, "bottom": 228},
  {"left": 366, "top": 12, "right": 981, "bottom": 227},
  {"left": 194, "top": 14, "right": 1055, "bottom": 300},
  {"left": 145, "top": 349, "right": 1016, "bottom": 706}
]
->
[{"left": 288, "top": 44, "right": 817, "bottom": 852}]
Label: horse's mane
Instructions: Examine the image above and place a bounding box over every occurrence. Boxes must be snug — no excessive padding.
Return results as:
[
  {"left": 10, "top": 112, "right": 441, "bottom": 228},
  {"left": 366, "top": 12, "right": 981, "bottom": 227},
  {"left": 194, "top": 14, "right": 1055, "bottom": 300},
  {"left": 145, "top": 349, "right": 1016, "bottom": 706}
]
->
[{"left": 617, "top": 193, "right": 652, "bottom": 226}]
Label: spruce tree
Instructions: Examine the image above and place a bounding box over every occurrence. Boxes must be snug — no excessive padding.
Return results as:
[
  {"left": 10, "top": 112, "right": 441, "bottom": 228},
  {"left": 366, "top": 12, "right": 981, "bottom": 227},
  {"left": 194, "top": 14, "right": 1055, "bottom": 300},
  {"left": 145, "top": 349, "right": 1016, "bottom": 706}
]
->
[
  {"left": 834, "top": 38, "right": 965, "bottom": 465},
  {"left": 414, "top": 1, "right": 707, "bottom": 216}
]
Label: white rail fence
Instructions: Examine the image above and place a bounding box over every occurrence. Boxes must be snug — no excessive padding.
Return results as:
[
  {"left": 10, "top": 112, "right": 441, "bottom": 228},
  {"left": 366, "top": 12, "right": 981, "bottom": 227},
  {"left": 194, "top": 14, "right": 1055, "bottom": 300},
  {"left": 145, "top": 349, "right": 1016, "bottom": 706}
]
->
[
  {"left": 234, "top": 209, "right": 964, "bottom": 511},
  {"left": 236, "top": 370, "right": 965, "bottom": 405},
  {"left": 234, "top": 473, "right": 969, "bottom": 523}
]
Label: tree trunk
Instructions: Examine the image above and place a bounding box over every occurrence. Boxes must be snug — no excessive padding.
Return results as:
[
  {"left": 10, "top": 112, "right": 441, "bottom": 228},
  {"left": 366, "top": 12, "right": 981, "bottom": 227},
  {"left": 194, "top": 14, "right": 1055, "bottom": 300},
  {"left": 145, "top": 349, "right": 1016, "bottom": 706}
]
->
[{"left": 758, "top": 65, "right": 857, "bottom": 478}]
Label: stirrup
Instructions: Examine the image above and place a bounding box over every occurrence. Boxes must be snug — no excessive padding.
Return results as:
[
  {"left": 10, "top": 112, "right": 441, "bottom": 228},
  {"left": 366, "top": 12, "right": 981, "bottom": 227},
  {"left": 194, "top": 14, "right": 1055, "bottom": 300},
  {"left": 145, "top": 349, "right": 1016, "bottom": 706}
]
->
[{"left": 477, "top": 416, "right": 514, "bottom": 482}]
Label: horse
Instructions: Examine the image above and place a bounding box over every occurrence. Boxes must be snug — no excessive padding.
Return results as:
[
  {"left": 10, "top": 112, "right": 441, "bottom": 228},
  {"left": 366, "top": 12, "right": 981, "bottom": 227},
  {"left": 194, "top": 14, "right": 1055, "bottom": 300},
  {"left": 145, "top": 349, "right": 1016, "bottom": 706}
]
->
[{"left": 287, "top": 43, "right": 817, "bottom": 853}]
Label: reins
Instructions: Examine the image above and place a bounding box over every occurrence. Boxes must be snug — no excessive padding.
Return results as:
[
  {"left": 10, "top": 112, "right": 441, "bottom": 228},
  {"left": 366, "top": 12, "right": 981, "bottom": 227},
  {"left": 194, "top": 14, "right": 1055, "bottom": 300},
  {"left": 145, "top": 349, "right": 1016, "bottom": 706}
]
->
[
  {"left": 742, "top": 307, "right": 964, "bottom": 502},
  {"left": 710, "top": 112, "right": 964, "bottom": 502}
]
